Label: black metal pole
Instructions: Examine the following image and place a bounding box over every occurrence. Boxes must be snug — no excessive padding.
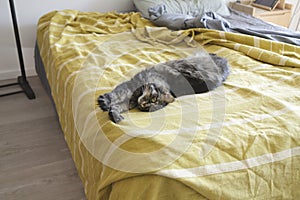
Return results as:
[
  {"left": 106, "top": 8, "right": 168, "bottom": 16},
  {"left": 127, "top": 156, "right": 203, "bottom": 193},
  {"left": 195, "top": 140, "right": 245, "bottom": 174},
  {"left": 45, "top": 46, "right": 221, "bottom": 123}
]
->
[
  {"left": 8, "top": 0, "right": 27, "bottom": 80},
  {"left": 0, "top": 0, "right": 36, "bottom": 99}
]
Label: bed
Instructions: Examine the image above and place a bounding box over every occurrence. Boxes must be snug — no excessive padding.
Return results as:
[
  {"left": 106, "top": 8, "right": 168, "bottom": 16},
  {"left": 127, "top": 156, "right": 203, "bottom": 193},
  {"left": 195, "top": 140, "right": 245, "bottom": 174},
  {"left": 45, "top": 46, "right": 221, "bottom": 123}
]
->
[{"left": 35, "top": 1, "right": 300, "bottom": 199}]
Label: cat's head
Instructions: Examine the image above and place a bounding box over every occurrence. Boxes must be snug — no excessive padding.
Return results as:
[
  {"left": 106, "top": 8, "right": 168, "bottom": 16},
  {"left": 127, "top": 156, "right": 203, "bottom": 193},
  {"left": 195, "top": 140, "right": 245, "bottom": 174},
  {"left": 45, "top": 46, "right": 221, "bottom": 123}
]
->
[{"left": 137, "top": 83, "right": 175, "bottom": 112}]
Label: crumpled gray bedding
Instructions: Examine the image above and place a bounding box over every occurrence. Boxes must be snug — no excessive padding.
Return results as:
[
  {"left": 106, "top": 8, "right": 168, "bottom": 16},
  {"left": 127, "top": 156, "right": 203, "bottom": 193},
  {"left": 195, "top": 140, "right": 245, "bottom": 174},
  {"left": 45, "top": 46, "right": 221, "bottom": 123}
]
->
[{"left": 149, "top": 5, "right": 300, "bottom": 46}]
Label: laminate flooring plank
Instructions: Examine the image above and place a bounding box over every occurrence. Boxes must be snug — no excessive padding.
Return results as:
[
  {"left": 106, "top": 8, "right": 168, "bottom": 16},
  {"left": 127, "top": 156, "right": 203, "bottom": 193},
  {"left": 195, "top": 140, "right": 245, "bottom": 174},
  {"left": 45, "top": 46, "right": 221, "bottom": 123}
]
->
[
  {"left": 0, "top": 76, "right": 86, "bottom": 200},
  {"left": 0, "top": 77, "right": 56, "bottom": 126}
]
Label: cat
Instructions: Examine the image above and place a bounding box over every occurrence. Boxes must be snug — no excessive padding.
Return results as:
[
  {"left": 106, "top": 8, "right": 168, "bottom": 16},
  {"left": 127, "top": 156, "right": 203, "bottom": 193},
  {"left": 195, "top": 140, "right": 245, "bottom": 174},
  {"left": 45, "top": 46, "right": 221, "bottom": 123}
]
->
[{"left": 98, "top": 53, "right": 230, "bottom": 123}]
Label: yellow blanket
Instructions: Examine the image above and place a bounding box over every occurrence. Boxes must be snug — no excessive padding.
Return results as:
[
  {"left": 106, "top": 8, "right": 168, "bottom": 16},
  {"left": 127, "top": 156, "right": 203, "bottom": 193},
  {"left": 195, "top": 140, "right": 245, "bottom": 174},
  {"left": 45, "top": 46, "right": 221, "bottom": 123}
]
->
[{"left": 37, "top": 10, "right": 300, "bottom": 199}]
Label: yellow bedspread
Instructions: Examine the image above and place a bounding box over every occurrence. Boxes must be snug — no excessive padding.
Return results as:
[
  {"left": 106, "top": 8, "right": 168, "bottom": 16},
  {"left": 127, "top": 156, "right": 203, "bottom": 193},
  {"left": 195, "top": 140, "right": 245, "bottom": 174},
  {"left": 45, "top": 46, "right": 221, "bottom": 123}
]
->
[{"left": 37, "top": 10, "right": 300, "bottom": 199}]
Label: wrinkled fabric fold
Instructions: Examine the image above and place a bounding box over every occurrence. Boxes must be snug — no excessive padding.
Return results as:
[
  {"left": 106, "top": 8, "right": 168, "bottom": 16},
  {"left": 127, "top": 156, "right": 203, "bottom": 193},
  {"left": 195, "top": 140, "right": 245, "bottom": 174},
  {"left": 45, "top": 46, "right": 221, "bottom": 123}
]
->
[{"left": 148, "top": 5, "right": 300, "bottom": 46}]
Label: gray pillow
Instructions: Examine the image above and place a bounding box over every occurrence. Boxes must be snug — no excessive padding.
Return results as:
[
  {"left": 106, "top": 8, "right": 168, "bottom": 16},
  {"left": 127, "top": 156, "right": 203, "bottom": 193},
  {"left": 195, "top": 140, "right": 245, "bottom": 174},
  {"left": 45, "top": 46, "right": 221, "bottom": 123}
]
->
[{"left": 133, "top": 0, "right": 230, "bottom": 19}]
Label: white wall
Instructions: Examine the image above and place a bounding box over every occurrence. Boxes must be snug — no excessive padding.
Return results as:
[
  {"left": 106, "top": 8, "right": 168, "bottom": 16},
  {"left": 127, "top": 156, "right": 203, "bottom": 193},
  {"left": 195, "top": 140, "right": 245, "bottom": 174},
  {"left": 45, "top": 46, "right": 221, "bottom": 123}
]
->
[
  {"left": 287, "top": 0, "right": 300, "bottom": 31},
  {"left": 0, "top": 0, "right": 299, "bottom": 81},
  {"left": 0, "top": 0, "right": 134, "bottom": 81}
]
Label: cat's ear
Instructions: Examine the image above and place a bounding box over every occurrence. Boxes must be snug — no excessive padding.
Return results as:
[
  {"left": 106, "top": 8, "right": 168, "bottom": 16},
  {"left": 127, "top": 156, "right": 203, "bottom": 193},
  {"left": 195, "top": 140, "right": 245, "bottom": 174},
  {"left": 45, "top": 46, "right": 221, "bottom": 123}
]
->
[{"left": 162, "top": 92, "right": 175, "bottom": 103}]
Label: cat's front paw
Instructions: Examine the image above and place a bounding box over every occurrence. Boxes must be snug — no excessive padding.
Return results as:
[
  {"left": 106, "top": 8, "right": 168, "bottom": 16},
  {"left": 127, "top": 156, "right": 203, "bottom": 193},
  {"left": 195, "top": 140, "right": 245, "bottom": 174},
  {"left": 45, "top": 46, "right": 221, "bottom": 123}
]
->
[
  {"left": 109, "top": 110, "right": 124, "bottom": 123},
  {"left": 97, "top": 94, "right": 111, "bottom": 111}
]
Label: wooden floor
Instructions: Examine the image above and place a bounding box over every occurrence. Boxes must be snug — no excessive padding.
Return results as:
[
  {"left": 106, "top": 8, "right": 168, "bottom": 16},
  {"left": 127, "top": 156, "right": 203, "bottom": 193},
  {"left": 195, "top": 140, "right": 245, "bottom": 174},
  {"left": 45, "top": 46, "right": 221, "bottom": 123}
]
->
[{"left": 0, "top": 76, "right": 86, "bottom": 200}]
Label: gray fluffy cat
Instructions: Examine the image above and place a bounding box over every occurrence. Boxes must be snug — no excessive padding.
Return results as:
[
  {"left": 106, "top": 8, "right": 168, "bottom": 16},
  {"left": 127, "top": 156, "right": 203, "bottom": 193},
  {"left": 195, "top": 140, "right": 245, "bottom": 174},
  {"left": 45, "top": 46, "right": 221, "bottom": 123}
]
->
[{"left": 98, "top": 53, "right": 230, "bottom": 123}]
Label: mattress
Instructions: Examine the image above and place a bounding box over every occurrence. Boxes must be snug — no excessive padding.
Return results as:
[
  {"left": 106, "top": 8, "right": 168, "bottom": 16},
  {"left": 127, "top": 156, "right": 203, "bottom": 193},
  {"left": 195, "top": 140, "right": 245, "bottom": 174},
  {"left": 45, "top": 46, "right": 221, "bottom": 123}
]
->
[{"left": 35, "top": 10, "right": 300, "bottom": 199}]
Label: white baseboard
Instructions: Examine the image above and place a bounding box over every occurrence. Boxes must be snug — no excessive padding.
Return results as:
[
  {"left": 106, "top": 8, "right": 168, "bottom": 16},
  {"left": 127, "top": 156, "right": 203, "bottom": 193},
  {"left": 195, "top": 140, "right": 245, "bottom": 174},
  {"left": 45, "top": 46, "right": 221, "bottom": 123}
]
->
[
  {"left": 0, "top": 47, "right": 36, "bottom": 81},
  {"left": 0, "top": 67, "right": 37, "bottom": 81}
]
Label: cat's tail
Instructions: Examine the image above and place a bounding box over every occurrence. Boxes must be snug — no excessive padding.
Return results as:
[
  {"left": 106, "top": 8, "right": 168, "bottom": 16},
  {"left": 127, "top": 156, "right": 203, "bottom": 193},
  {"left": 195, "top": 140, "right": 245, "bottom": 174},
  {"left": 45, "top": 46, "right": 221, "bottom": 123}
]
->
[{"left": 209, "top": 53, "right": 230, "bottom": 82}]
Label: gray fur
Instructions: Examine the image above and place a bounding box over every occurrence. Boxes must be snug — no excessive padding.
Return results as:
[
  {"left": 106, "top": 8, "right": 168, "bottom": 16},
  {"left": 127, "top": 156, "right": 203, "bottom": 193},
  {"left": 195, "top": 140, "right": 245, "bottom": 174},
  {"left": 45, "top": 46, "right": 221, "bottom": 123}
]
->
[{"left": 98, "top": 53, "right": 230, "bottom": 123}]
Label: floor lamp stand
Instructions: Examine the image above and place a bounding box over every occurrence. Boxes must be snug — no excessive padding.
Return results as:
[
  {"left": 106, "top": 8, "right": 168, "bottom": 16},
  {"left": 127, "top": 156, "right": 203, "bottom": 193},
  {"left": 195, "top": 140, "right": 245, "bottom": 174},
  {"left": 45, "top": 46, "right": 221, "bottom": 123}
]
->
[{"left": 0, "top": 0, "right": 35, "bottom": 99}]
